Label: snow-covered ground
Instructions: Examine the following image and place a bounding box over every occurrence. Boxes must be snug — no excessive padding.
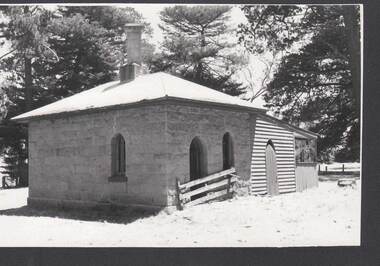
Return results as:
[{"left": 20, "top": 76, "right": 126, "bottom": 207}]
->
[{"left": 0, "top": 181, "right": 360, "bottom": 247}]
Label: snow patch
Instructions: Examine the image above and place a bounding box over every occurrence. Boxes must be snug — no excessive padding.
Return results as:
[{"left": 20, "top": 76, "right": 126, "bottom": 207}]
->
[{"left": 0, "top": 181, "right": 360, "bottom": 247}]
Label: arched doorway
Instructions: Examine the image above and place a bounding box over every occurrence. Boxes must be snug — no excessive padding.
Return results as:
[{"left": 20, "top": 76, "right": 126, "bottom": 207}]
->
[
  {"left": 189, "top": 137, "right": 207, "bottom": 181},
  {"left": 222, "top": 132, "right": 234, "bottom": 170},
  {"left": 189, "top": 137, "right": 207, "bottom": 200},
  {"left": 265, "top": 140, "right": 279, "bottom": 196}
]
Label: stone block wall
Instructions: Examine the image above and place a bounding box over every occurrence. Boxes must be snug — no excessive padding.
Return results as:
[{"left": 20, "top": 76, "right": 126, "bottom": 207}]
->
[
  {"left": 28, "top": 104, "right": 168, "bottom": 208},
  {"left": 28, "top": 101, "right": 255, "bottom": 209},
  {"left": 165, "top": 103, "right": 254, "bottom": 206}
]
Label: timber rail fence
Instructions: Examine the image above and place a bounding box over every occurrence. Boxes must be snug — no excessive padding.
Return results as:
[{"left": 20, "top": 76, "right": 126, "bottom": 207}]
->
[
  {"left": 1, "top": 176, "right": 10, "bottom": 189},
  {"left": 318, "top": 164, "right": 360, "bottom": 175},
  {"left": 175, "top": 167, "right": 238, "bottom": 210}
]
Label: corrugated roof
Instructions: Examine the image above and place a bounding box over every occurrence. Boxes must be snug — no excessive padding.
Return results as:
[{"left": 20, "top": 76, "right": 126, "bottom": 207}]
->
[{"left": 12, "top": 72, "right": 265, "bottom": 121}]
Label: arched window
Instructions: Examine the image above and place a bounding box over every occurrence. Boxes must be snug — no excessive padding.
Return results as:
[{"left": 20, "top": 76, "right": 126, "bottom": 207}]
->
[
  {"left": 222, "top": 132, "right": 234, "bottom": 170},
  {"left": 111, "top": 134, "right": 126, "bottom": 177},
  {"left": 189, "top": 137, "right": 208, "bottom": 181}
]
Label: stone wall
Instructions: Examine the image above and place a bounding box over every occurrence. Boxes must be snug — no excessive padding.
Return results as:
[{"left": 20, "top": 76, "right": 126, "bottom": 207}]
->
[
  {"left": 28, "top": 101, "right": 255, "bottom": 209},
  {"left": 165, "top": 103, "right": 254, "bottom": 205},
  {"left": 28, "top": 104, "right": 168, "bottom": 208}
]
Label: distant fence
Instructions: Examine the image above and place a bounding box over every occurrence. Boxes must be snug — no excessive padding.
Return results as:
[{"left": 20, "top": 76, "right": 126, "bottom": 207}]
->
[
  {"left": 175, "top": 167, "right": 238, "bottom": 210},
  {"left": 318, "top": 164, "right": 360, "bottom": 175},
  {"left": 1, "top": 176, "right": 16, "bottom": 189}
]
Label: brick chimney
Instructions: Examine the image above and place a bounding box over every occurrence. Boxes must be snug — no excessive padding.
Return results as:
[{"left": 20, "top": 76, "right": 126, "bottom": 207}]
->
[{"left": 119, "top": 23, "right": 144, "bottom": 83}]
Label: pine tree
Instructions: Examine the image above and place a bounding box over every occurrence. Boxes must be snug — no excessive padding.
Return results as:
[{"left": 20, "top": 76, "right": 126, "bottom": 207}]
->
[
  {"left": 149, "top": 5, "right": 247, "bottom": 96},
  {"left": 0, "top": 5, "right": 55, "bottom": 186},
  {"left": 238, "top": 5, "right": 360, "bottom": 161}
]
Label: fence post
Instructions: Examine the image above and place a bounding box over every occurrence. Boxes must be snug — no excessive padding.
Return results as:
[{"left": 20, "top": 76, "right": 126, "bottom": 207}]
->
[
  {"left": 226, "top": 175, "right": 231, "bottom": 198},
  {"left": 342, "top": 164, "right": 345, "bottom": 173},
  {"left": 175, "top": 178, "right": 183, "bottom": 211}
]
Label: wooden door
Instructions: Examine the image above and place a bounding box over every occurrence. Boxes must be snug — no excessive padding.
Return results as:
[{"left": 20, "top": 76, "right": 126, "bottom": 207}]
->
[{"left": 265, "top": 143, "right": 279, "bottom": 196}]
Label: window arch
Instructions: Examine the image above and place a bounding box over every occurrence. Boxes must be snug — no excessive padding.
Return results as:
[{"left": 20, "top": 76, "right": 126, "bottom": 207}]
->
[
  {"left": 111, "top": 134, "right": 126, "bottom": 177},
  {"left": 222, "top": 132, "right": 234, "bottom": 170}
]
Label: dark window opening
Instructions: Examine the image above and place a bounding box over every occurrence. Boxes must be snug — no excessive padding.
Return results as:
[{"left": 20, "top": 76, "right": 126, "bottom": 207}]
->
[
  {"left": 111, "top": 134, "right": 126, "bottom": 177},
  {"left": 189, "top": 137, "right": 207, "bottom": 180},
  {"left": 222, "top": 132, "right": 234, "bottom": 170},
  {"left": 295, "top": 138, "right": 316, "bottom": 163},
  {"left": 189, "top": 137, "right": 208, "bottom": 200}
]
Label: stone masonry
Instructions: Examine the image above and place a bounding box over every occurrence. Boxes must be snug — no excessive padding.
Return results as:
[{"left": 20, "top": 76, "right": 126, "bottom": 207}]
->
[
  {"left": 165, "top": 103, "right": 254, "bottom": 205},
  {"left": 27, "top": 101, "right": 255, "bottom": 209},
  {"left": 28, "top": 104, "right": 168, "bottom": 208}
]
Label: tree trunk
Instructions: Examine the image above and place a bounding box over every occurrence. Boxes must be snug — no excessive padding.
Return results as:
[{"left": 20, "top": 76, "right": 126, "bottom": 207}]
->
[
  {"left": 194, "top": 29, "right": 206, "bottom": 82},
  {"left": 342, "top": 5, "right": 361, "bottom": 118},
  {"left": 23, "top": 7, "right": 32, "bottom": 187},
  {"left": 24, "top": 56, "right": 32, "bottom": 112}
]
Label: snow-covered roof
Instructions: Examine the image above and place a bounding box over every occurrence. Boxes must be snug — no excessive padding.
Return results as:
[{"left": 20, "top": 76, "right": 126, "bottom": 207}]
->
[{"left": 12, "top": 72, "right": 265, "bottom": 122}]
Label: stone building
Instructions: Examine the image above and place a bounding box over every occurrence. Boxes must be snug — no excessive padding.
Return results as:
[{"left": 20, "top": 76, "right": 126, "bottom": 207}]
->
[{"left": 12, "top": 24, "right": 318, "bottom": 210}]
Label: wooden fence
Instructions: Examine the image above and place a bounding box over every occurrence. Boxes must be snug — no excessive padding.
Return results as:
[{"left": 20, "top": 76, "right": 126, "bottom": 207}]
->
[
  {"left": 1, "top": 176, "right": 9, "bottom": 189},
  {"left": 318, "top": 164, "right": 360, "bottom": 175},
  {"left": 175, "top": 167, "right": 238, "bottom": 210}
]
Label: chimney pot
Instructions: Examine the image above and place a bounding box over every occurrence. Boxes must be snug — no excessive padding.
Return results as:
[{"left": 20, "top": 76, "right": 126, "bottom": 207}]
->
[{"left": 119, "top": 63, "right": 141, "bottom": 83}]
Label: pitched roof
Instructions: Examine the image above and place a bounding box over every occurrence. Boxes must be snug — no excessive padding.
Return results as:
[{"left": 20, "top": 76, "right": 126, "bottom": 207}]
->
[{"left": 12, "top": 72, "right": 265, "bottom": 122}]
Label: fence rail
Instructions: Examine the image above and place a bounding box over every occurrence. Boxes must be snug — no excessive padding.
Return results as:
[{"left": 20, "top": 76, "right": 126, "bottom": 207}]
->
[
  {"left": 318, "top": 164, "right": 360, "bottom": 175},
  {"left": 175, "top": 167, "right": 238, "bottom": 210},
  {"left": 1, "top": 176, "right": 11, "bottom": 189}
]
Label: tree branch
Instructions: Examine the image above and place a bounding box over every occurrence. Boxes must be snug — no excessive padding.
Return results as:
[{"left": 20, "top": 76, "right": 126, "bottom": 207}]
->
[{"left": 0, "top": 48, "right": 16, "bottom": 60}]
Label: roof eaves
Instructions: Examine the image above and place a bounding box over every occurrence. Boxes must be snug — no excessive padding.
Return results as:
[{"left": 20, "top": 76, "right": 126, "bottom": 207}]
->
[{"left": 12, "top": 96, "right": 266, "bottom": 123}]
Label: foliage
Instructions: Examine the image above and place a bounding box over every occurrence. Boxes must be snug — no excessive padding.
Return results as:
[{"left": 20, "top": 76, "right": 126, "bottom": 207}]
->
[
  {"left": 149, "top": 5, "right": 247, "bottom": 96},
  {"left": 240, "top": 51, "right": 280, "bottom": 102},
  {"left": 0, "top": 6, "right": 56, "bottom": 186},
  {"left": 0, "top": 5, "right": 153, "bottom": 185},
  {"left": 238, "top": 5, "right": 360, "bottom": 161}
]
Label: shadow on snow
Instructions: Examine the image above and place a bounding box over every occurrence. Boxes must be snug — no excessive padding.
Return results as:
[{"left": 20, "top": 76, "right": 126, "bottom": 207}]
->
[{"left": 0, "top": 204, "right": 160, "bottom": 225}]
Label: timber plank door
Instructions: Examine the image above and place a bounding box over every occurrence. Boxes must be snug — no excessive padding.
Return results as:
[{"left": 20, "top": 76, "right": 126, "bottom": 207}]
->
[{"left": 265, "top": 142, "right": 279, "bottom": 196}]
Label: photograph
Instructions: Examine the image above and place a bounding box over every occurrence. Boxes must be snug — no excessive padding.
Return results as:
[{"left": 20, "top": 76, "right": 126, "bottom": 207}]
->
[{"left": 0, "top": 3, "right": 361, "bottom": 247}]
